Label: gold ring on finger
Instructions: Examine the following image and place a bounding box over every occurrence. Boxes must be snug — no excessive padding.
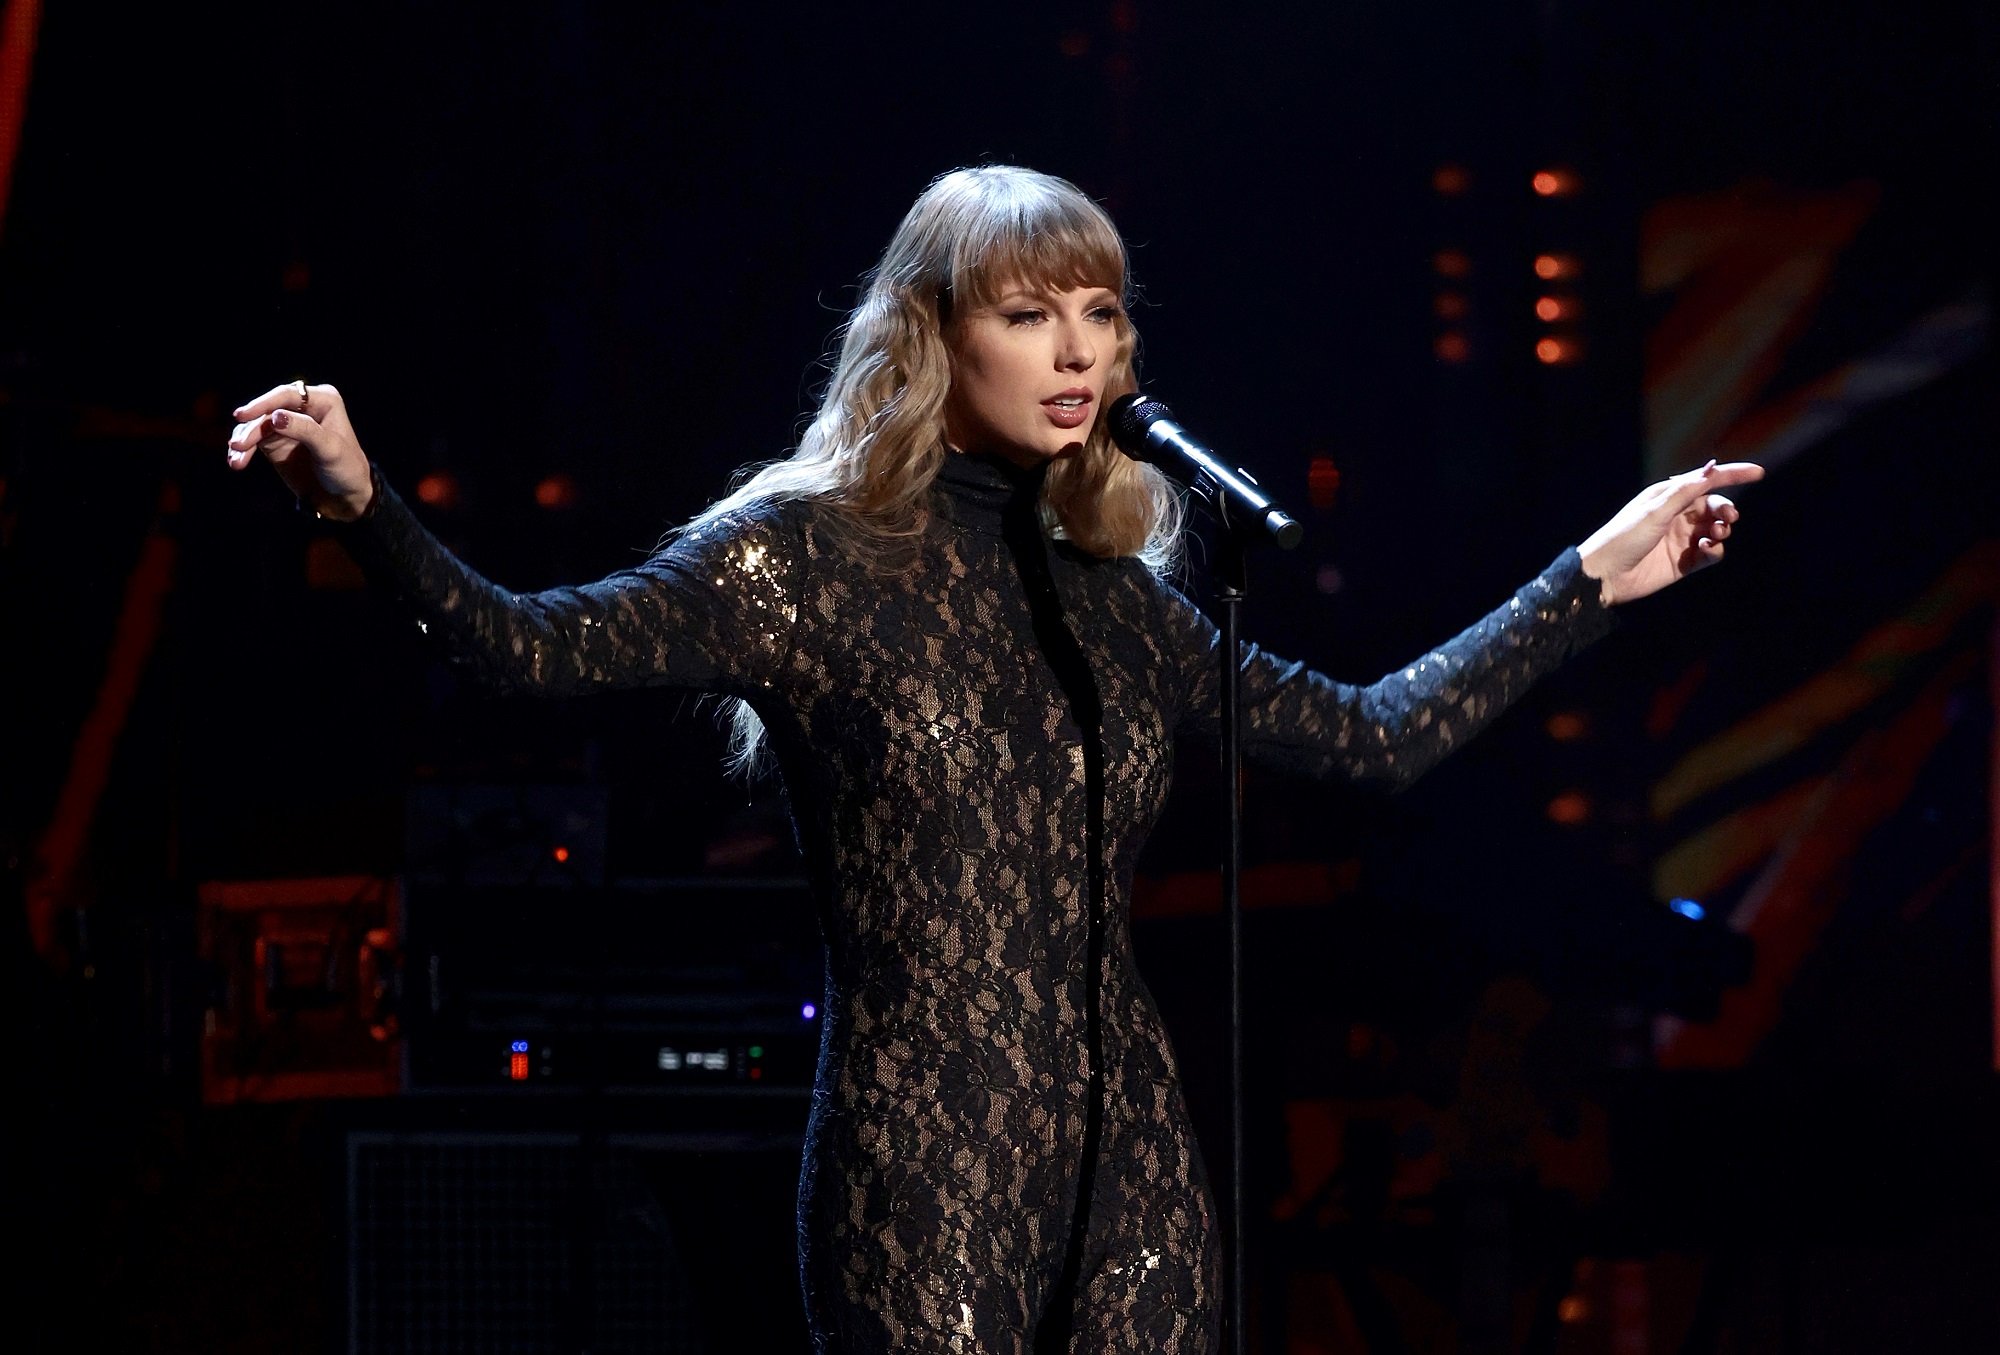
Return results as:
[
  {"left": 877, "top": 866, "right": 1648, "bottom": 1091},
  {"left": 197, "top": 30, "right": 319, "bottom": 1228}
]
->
[{"left": 295, "top": 379, "right": 310, "bottom": 414}]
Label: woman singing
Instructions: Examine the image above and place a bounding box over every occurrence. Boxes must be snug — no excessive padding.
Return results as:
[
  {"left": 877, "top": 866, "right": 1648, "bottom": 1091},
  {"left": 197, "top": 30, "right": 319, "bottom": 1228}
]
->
[{"left": 226, "top": 165, "right": 1761, "bottom": 1353}]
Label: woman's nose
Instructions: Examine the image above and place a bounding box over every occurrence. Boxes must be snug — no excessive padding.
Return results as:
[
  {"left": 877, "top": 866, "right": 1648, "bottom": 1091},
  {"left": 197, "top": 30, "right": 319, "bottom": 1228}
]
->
[{"left": 1057, "top": 320, "right": 1097, "bottom": 372}]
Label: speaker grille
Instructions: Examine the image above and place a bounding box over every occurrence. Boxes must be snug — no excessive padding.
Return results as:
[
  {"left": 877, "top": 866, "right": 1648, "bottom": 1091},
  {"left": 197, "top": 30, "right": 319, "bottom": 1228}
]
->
[{"left": 347, "top": 1131, "right": 799, "bottom": 1354}]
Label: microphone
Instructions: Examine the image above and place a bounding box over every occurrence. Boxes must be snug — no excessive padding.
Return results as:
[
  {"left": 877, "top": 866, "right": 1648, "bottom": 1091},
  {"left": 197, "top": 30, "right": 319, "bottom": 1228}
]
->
[{"left": 1107, "top": 394, "right": 1302, "bottom": 549}]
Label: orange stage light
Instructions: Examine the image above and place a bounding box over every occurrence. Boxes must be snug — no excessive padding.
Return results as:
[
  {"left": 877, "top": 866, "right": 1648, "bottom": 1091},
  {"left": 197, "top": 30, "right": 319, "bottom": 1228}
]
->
[
  {"left": 1535, "top": 296, "right": 1564, "bottom": 322},
  {"left": 1547, "top": 790, "right": 1593, "bottom": 825},
  {"left": 1546, "top": 711, "right": 1591, "bottom": 741},
  {"left": 1432, "top": 249, "right": 1473, "bottom": 279},
  {"left": 1532, "top": 170, "right": 1576, "bottom": 197},
  {"left": 415, "top": 472, "right": 459, "bottom": 508},
  {"left": 1434, "top": 332, "right": 1470, "bottom": 363},
  {"left": 1536, "top": 337, "right": 1567, "bottom": 364},
  {"left": 1431, "top": 164, "right": 1470, "bottom": 196}
]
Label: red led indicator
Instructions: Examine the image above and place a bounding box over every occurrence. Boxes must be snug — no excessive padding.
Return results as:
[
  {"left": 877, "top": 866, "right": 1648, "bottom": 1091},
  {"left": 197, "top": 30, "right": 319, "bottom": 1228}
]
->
[
  {"left": 509, "top": 1052, "right": 530, "bottom": 1081},
  {"left": 553, "top": 845, "right": 570, "bottom": 863}
]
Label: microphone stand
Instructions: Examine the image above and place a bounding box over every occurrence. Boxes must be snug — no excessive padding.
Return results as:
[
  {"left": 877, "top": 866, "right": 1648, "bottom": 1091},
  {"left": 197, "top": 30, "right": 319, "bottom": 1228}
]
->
[
  {"left": 1108, "top": 393, "right": 1297, "bottom": 1355},
  {"left": 1215, "top": 526, "right": 1251, "bottom": 1355}
]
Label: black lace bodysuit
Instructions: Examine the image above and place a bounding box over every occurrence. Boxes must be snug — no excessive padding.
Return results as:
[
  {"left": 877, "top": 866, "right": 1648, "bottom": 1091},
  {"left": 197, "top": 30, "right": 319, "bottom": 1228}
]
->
[{"left": 339, "top": 450, "right": 1615, "bottom": 1353}]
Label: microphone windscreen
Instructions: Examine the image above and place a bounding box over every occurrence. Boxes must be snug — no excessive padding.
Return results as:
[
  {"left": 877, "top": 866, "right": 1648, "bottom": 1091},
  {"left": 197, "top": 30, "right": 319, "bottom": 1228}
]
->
[{"left": 1107, "top": 393, "right": 1173, "bottom": 453}]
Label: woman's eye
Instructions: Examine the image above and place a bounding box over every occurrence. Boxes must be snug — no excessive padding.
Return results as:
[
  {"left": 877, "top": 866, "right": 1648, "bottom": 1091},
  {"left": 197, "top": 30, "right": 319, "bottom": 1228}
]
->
[
  {"left": 1005, "top": 309, "right": 1046, "bottom": 326},
  {"left": 1089, "top": 306, "right": 1124, "bottom": 324}
]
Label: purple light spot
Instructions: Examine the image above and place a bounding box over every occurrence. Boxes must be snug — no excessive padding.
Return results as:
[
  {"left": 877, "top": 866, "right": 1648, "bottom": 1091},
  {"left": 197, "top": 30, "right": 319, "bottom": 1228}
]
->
[{"left": 802, "top": 1002, "right": 818, "bottom": 1020}]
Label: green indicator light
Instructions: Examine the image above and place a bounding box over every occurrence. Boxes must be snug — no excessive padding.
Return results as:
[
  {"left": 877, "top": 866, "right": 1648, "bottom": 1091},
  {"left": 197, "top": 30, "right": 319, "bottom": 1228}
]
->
[{"left": 749, "top": 1045, "right": 764, "bottom": 1059}]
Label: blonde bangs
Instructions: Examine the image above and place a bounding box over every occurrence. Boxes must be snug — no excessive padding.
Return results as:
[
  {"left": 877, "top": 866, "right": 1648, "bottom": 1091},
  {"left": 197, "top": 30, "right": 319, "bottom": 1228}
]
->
[{"left": 944, "top": 179, "right": 1131, "bottom": 313}]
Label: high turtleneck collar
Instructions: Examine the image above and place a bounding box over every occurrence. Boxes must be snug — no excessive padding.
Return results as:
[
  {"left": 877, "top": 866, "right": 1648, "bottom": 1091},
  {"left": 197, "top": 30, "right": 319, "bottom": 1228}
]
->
[{"left": 930, "top": 450, "right": 1049, "bottom": 536}]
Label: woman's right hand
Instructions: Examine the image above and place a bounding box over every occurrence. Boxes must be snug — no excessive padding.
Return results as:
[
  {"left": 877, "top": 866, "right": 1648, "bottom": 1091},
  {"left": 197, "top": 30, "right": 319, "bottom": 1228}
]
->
[{"left": 226, "top": 381, "right": 374, "bottom": 520}]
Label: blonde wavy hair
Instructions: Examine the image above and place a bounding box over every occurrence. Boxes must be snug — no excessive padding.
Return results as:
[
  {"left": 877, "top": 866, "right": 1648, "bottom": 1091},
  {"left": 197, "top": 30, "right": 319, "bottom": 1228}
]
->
[{"left": 693, "top": 165, "right": 1184, "bottom": 775}]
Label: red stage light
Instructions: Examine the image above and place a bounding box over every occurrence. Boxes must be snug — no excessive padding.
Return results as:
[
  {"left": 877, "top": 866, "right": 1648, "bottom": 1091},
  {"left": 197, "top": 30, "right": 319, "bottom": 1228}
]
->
[
  {"left": 1307, "top": 456, "right": 1341, "bottom": 510},
  {"left": 509, "top": 1052, "right": 530, "bottom": 1081},
  {"left": 1546, "top": 711, "right": 1590, "bottom": 742},
  {"left": 1432, "top": 249, "right": 1473, "bottom": 279},
  {"left": 415, "top": 472, "right": 459, "bottom": 508},
  {"left": 1532, "top": 170, "right": 1575, "bottom": 197},
  {"left": 1535, "top": 296, "right": 1564, "bottom": 322},
  {"left": 1431, "top": 164, "right": 1470, "bottom": 196},
  {"left": 553, "top": 846, "right": 570, "bottom": 864},
  {"left": 534, "top": 474, "right": 578, "bottom": 509},
  {"left": 1547, "top": 790, "right": 1592, "bottom": 825},
  {"left": 1435, "top": 332, "right": 1470, "bottom": 363},
  {"left": 1534, "top": 253, "right": 1571, "bottom": 280},
  {"left": 1536, "top": 338, "right": 1567, "bottom": 365}
]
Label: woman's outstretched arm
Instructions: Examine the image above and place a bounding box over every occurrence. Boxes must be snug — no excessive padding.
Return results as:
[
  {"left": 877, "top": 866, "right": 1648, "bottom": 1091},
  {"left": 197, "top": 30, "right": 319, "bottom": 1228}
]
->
[
  {"left": 1160, "top": 458, "right": 1765, "bottom": 790},
  {"left": 225, "top": 381, "right": 804, "bottom": 700}
]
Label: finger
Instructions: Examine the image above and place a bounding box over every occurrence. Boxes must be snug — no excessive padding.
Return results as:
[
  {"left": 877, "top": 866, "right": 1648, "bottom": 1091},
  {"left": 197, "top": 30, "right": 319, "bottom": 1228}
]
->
[
  {"left": 1659, "top": 461, "right": 1762, "bottom": 519},
  {"left": 1705, "top": 461, "right": 1765, "bottom": 489},
  {"left": 231, "top": 381, "right": 312, "bottom": 422},
  {"left": 1685, "top": 493, "right": 1738, "bottom": 540},
  {"left": 261, "top": 407, "right": 323, "bottom": 455},
  {"left": 225, "top": 410, "right": 318, "bottom": 468}
]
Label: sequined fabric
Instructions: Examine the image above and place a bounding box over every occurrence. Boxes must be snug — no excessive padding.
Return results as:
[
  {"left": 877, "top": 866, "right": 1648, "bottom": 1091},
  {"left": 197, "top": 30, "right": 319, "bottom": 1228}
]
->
[{"left": 339, "top": 451, "right": 1614, "bottom": 1353}]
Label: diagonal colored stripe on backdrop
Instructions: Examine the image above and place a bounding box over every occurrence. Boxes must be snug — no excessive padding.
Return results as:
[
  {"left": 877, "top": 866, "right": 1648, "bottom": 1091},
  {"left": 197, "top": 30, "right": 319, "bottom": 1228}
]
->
[
  {"left": 0, "top": 0, "right": 42, "bottom": 240},
  {"left": 1652, "top": 776, "right": 1829, "bottom": 904},
  {"left": 1657, "top": 645, "right": 1981, "bottom": 1068},
  {"left": 1644, "top": 182, "right": 1879, "bottom": 479},
  {"left": 1651, "top": 542, "right": 2000, "bottom": 822},
  {"left": 1712, "top": 291, "right": 1990, "bottom": 472}
]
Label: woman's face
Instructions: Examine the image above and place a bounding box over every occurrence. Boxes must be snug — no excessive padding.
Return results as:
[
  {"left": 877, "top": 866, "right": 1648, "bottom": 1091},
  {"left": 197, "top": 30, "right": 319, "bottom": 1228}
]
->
[{"left": 943, "top": 281, "right": 1124, "bottom": 469}]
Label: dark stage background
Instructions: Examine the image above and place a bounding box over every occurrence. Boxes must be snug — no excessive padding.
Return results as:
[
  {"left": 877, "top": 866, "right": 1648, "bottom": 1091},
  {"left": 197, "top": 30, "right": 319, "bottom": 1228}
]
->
[{"left": 5, "top": 2, "right": 1996, "bottom": 1351}]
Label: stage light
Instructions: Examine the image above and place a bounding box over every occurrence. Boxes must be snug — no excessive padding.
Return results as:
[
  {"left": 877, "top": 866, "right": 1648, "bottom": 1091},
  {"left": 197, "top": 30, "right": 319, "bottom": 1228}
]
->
[
  {"left": 534, "top": 474, "right": 578, "bottom": 509},
  {"left": 1669, "top": 898, "right": 1706, "bottom": 921},
  {"left": 1536, "top": 337, "right": 1568, "bottom": 365},
  {"left": 1432, "top": 248, "right": 1472, "bottom": 279},
  {"left": 1434, "top": 332, "right": 1470, "bottom": 363},
  {"left": 1535, "top": 296, "right": 1563, "bottom": 322},
  {"left": 1534, "top": 254, "right": 1573, "bottom": 280},
  {"left": 1307, "top": 455, "right": 1341, "bottom": 510},
  {"left": 802, "top": 1002, "right": 818, "bottom": 1020},
  {"left": 1532, "top": 170, "right": 1575, "bottom": 197},
  {"left": 415, "top": 472, "right": 459, "bottom": 508},
  {"left": 552, "top": 845, "right": 570, "bottom": 863},
  {"left": 1434, "top": 291, "right": 1468, "bottom": 320},
  {"left": 1545, "top": 711, "right": 1590, "bottom": 741},
  {"left": 1431, "top": 164, "right": 1470, "bottom": 196},
  {"left": 1547, "top": 790, "right": 1592, "bottom": 825}
]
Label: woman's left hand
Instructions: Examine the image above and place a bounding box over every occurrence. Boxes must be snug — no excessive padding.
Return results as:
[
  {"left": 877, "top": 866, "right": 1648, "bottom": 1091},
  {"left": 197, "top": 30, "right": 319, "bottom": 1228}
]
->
[{"left": 1577, "top": 459, "right": 1766, "bottom": 606}]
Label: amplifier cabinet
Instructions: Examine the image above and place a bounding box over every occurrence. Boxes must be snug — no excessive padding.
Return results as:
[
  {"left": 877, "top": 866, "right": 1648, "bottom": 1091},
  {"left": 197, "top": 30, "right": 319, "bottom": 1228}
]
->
[{"left": 345, "top": 1127, "right": 805, "bottom": 1354}]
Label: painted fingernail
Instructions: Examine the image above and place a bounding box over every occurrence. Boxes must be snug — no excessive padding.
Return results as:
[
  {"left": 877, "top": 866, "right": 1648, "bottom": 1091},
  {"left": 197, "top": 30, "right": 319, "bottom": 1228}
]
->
[{"left": 271, "top": 409, "right": 290, "bottom": 430}]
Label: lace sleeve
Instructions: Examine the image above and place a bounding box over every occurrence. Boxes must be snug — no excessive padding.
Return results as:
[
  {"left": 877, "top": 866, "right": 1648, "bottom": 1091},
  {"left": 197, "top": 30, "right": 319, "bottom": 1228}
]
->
[
  {"left": 1160, "top": 547, "right": 1615, "bottom": 791},
  {"left": 335, "top": 460, "right": 804, "bottom": 700}
]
